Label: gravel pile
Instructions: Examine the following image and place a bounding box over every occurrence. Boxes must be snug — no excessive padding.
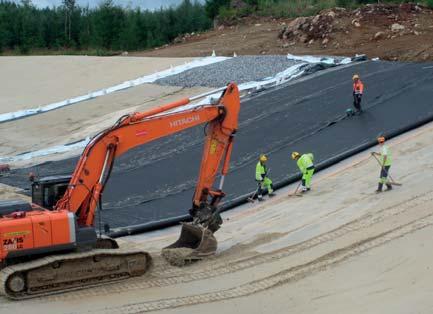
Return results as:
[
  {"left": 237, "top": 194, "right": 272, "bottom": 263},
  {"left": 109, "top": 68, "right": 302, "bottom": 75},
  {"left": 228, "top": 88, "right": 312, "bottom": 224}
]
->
[{"left": 155, "top": 55, "right": 300, "bottom": 88}]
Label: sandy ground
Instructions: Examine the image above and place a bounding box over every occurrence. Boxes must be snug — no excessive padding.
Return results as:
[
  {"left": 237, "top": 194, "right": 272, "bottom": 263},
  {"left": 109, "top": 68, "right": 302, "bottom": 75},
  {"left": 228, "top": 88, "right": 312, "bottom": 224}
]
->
[
  {"left": 0, "top": 83, "right": 211, "bottom": 165},
  {"left": 1, "top": 118, "right": 433, "bottom": 313},
  {"left": 0, "top": 56, "right": 194, "bottom": 114},
  {"left": 0, "top": 183, "right": 29, "bottom": 201}
]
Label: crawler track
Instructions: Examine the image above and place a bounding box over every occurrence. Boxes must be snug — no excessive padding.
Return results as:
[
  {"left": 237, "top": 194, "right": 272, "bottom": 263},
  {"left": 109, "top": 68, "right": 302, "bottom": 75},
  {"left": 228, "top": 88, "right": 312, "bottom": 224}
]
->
[{"left": 0, "top": 248, "right": 152, "bottom": 300}]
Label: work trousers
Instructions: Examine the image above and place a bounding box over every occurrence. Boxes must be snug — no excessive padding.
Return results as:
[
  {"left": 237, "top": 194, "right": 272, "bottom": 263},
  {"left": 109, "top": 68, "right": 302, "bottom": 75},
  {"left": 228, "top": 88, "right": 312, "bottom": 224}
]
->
[
  {"left": 257, "top": 177, "right": 273, "bottom": 197},
  {"left": 379, "top": 165, "right": 391, "bottom": 184},
  {"left": 353, "top": 94, "right": 362, "bottom": 111},
  {"left": 302, "top": 167, "right": 315, "bottom": 188}
]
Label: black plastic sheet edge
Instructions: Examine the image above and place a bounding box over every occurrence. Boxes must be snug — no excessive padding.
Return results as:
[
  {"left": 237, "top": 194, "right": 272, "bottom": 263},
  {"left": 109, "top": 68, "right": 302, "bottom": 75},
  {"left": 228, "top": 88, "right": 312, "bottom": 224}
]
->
[{"left": 108, "top": 111, "right": 433, "bottom": 238}]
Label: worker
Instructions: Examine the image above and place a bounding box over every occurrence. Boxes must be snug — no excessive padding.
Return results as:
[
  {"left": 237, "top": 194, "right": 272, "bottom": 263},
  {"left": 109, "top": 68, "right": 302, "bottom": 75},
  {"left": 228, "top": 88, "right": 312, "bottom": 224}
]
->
[
  {"left": 255, "top": 154, "right": 275, "bottom": 201},
  {"left": 352, "top": 74, "right": 364, "bottom": 114},
  {"left": 291, "top": 152, "right": 315, "bottom": 193},
  {"left": 371, "top": 136, "right": 392, "bottom": 193}
]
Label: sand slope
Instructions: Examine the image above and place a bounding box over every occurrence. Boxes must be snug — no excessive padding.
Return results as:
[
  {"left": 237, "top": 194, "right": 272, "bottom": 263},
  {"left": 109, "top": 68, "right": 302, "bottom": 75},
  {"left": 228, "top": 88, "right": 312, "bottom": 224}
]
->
[
  {"left": 0, "top": 56, "right": 194, "bottom": 114},
  {"left": 0, "top": 83, "right": 210, "bottom": 164}
]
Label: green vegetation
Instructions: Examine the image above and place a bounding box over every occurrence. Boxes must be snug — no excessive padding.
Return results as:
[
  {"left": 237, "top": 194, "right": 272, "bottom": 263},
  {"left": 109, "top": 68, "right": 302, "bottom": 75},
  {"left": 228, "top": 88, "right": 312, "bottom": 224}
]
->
[{"left": 0, "top": 0, "right": 211, "bottom": 55}]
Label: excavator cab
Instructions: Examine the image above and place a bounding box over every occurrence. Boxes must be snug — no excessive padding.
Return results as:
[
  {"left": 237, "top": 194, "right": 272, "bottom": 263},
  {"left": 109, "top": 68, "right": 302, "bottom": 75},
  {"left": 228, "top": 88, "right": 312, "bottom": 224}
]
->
[{"left": 31, "top": 175, "right": 71, "bottom": 209}]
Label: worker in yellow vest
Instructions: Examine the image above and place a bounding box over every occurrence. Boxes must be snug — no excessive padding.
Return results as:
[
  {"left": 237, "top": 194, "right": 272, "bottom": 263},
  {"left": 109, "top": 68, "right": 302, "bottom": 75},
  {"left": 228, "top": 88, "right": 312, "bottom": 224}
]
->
[
  {"left": 371, "top": 136, "right": 393, "bottom": 193},
  {"left": 291, "top": 152, "right": 315, "bottom": 193},
  {"left": 255, "top": 154, "right": 275, "bottom": 201}
]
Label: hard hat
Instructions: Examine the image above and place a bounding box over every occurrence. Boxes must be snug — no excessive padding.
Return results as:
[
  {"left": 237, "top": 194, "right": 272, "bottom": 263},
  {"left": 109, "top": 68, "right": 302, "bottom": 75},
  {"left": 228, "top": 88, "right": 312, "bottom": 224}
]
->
[
  {"left": 259, "top": 154, "right": 268, "bottom": 162},
  {"left": 291, "top": 152, "right": 300, "bottom": 160},
  {"left": 377, "top": 136, "right": 385, "bottom": 143},
  {"left": 352, "top": 74, "right": 360, "bottom": 80}
]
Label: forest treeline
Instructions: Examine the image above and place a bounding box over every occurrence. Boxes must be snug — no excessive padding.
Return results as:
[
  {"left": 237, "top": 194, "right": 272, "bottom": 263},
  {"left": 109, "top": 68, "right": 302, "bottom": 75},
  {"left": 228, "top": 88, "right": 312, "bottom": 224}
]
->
[{"left": 0, "top": 0, "right": 211, "bottom": 54}]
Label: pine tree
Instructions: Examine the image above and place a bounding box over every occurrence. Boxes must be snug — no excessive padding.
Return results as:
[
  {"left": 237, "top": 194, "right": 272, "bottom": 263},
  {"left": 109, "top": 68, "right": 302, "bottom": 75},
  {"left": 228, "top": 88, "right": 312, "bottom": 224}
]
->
[{"left": 63, "top": 0, "right": 76, "bottom": 44}]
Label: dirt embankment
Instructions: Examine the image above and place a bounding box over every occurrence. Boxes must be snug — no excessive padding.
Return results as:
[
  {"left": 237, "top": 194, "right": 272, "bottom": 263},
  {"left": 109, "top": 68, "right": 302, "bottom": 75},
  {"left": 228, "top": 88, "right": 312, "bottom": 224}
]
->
[{"left": 134, "top": 3, "right": 433, "bottom": 62}]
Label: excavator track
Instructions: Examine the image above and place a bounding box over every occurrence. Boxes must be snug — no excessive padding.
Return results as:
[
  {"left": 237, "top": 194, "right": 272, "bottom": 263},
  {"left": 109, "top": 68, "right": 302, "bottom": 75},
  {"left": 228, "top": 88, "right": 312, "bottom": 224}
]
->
[{"left": 0, "top": 248, "right": 152, "bottom": 300}]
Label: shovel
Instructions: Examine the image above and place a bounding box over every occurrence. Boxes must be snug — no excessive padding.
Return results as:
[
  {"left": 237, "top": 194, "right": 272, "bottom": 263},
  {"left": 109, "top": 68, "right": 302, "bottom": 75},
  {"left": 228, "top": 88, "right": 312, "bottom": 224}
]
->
[
  {"left": 247, "top": 186, "right": 260, "bottom": 203},
  {"left": 371, "top": 153, "right": 402, "bottom": 186},
  {"left": 288, "top": 181, "right": 303, "bottom": 197}
]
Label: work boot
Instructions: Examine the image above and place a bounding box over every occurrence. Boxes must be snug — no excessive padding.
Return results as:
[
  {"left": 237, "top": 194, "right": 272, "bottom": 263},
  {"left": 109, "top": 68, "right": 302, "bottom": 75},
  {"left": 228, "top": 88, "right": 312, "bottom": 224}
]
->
[
  {"left": 258, "top": 195, "right": 264, "bottom": 202},
  {"left": 301, "top": 186, "right": 308, "bottom": 193},
  {"left": 375, "top": 183, "right": 383, "bottom": 193},
  {"left": 386, "top": 184, "right": 393, "bottom": 191},
  {"left": 307, "top": 187, "right": 311, "bottom": 191},
  {"left": 268, "top": 192, "right": 276, "bottom": 197}
]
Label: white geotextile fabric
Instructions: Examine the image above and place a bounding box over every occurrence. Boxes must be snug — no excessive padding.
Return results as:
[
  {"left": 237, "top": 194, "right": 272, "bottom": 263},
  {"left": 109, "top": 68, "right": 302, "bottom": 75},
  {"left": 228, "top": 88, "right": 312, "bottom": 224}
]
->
[
  {"left": 0, "top": 138, "right": 90, "bottom": 163},
  {"left": 286, "top": 53, "right": 352, "bottom": 65}
]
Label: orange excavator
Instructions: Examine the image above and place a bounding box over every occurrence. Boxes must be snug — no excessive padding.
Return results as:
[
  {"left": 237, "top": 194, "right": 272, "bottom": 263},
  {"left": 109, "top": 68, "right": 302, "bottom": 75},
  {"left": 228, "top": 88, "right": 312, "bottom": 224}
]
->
[{"left": 0, "top": 83, "right": 240, "bottom": 299}]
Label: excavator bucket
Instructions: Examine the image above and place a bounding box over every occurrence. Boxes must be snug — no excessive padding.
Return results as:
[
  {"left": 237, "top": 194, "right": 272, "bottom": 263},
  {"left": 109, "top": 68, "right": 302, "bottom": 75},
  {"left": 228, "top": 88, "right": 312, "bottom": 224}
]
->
[{"left": 162, "top": 223, "right": 217, "bottom": 266}]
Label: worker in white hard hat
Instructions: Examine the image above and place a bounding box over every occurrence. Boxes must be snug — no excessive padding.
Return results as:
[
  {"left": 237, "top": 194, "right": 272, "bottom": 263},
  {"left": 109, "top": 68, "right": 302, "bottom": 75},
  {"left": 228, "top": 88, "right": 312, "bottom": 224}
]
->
[
  {"left": 255, "top": 154, "right": 275, "bottom": 201},
  {"left": 292, "top": 151, "right": 315, "bottom": 192},
  {"left": 352, "top": 74, "right": 364, "bottom": 114}
]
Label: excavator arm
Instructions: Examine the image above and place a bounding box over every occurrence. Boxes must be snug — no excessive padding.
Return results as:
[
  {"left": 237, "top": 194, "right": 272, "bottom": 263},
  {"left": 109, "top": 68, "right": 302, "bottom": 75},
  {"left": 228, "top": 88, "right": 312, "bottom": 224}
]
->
[{"left": 55, "top": 83, "right": 240, "bottom": 231}]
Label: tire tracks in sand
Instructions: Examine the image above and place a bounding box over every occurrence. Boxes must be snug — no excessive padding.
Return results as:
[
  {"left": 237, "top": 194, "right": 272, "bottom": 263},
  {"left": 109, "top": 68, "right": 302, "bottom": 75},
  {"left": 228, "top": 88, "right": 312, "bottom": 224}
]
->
[
  {"left": 21, "top": 189, "right": 432, "bottom": 309},
  {"left": 87, "top": 210, "right": 433, "bottom": 313}
]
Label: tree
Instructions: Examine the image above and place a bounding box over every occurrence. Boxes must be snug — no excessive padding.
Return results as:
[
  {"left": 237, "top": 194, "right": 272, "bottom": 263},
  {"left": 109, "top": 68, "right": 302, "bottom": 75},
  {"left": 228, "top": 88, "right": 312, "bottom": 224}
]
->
[
  {"left": 205, "top": 0, "right": 230, "bottom": 20},
  {"left": 119, "top": 9, "right": 139, "bottom": 50},
  {"left": 93, "top": 0, "right": 125, "bottom": 49},
  {"left": 63, "top": 0, "right": 75, "bottom": 44}
]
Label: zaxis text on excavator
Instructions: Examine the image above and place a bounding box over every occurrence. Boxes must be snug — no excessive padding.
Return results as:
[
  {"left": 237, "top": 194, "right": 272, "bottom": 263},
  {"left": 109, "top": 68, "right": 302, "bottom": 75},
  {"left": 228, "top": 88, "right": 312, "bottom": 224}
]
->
[{"left": 0, "top": 83, "right": 240, "bottom": 299}]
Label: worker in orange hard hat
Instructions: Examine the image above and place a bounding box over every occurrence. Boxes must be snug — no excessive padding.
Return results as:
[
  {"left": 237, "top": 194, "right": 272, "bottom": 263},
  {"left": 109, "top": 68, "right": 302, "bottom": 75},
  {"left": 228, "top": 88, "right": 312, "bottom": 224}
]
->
[
  {"left": 352, "top": 74, "right": 364, "bottom": 114},
  {"left": 371, "top": 136, "right": 393, "bottom": 193}
]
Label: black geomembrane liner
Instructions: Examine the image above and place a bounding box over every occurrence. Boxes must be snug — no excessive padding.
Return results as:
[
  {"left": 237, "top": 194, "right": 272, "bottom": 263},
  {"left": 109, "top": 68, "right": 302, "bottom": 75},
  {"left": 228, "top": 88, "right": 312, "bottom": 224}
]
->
[{"left": 2, "top": 61, "right": 432, "bottom": 236}]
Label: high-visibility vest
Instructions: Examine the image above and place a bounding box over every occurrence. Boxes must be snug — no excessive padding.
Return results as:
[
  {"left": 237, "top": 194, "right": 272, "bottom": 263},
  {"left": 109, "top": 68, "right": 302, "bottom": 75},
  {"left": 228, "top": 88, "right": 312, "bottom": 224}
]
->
[
  {"left": 256, "top": 162, "right": 267, "bottom": 181},
  {"left": 381, "top": 145, "right": 392, "bottom": 166},
  {"left": 297, "top": 154, "right": 314, "bottom": 173},
  {"left": 353, "top": 80, "right": 364, "bottom": 94}
]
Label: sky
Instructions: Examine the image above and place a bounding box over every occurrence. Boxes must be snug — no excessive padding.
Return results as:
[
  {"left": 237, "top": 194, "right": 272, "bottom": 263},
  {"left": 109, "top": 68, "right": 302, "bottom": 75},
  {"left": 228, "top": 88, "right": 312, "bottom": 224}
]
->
[{"left": 12, "top": 0, "right": 205, "bottom": 9}]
